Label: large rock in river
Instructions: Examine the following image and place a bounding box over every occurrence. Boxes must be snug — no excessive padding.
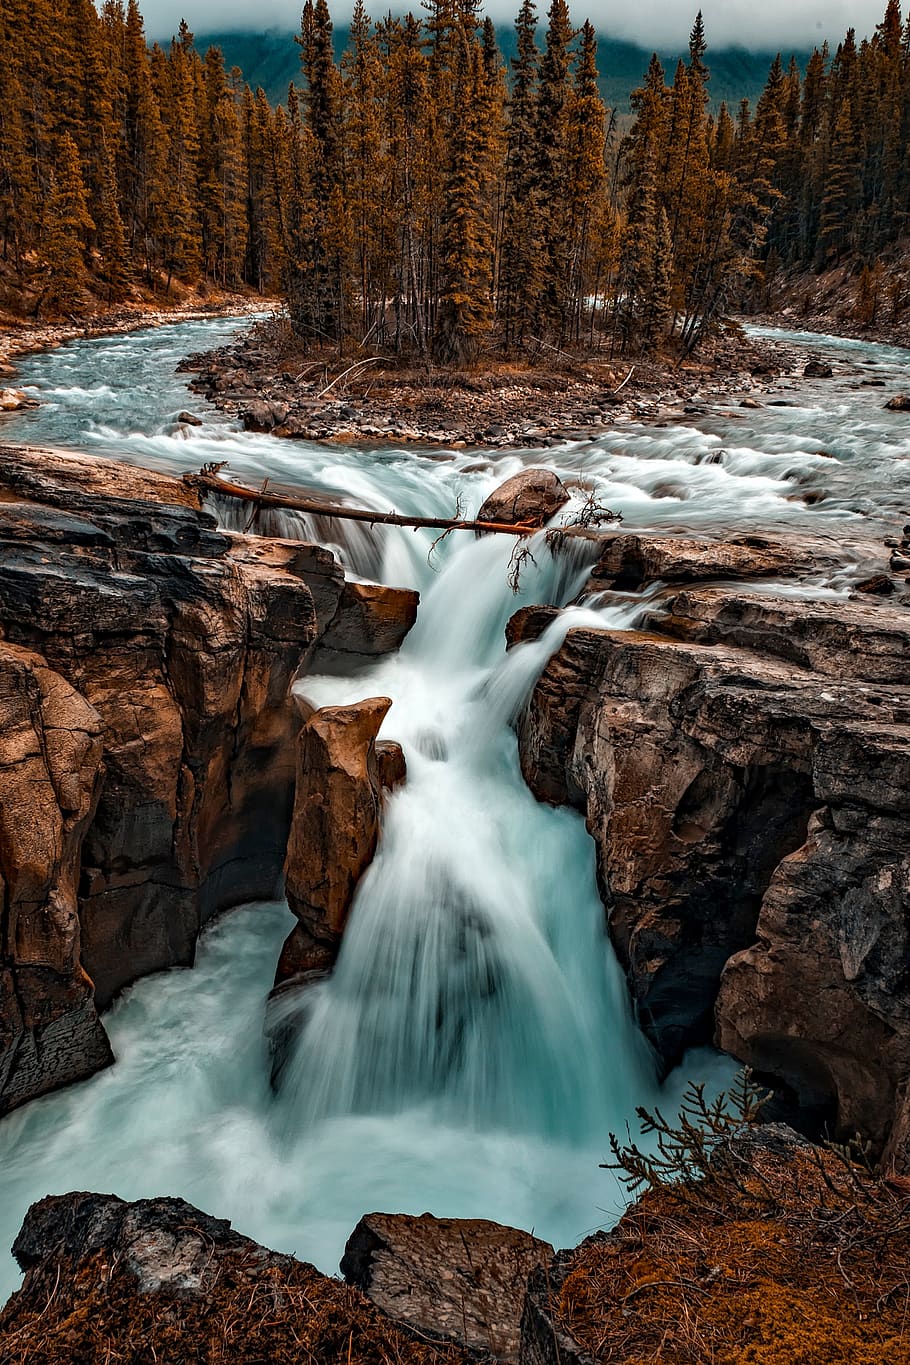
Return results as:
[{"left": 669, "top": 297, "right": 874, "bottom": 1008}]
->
[
  {"left": 477, "top": 468, "right": 569, "bottom": 529},
  {"left": 277, "top": 697, "right": 403, "bottom": 983}
]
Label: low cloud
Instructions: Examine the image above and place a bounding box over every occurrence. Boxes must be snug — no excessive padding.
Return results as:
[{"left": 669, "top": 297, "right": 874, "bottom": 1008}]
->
[{"left": 138, "top": 0, "right": 893, "bottom": 52}]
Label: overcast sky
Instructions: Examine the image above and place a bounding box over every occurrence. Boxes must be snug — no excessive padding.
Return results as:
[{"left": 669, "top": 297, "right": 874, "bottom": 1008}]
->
[{"left": 138, "top": 0, "right": 895, "bottom": 51}]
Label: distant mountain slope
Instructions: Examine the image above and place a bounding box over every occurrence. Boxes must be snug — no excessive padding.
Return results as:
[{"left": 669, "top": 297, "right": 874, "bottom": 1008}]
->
[{"left": 195, "top": 26, "right": 809, "bottom": 113}]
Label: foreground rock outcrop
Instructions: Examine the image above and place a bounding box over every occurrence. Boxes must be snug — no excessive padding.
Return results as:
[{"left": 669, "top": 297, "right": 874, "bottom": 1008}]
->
[
  {"left": 523, "top": 1125, "right": 910, "bottom": 1365},
  {"left": 277, "top": 697, "right": 403, "bottom": 984},
  {"left": 342, "top": 1212, "right": 553, "bottom": 1362},
  {"left": 517, "top": 541, "right": 910, "bottom": 1155},
  {"left": 0, "top": 1194, "right": 466, "bottom": 1364},
  {"left": 0, "top": 445, "right": 416, "bottom": 1115}
]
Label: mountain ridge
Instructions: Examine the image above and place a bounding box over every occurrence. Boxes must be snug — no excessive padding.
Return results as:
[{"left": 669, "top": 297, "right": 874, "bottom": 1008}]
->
[{"left": 193, "top": 25, "right": 810, "bottom": 111}]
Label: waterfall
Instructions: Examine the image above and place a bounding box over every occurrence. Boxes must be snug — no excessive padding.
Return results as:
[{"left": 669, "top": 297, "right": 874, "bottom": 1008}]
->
[{"left": 275, "top": 531, "right": 657, "bottom": 1141}]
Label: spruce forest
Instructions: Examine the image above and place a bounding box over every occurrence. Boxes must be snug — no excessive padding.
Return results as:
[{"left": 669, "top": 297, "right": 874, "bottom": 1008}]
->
[{"left": 2, "top": 0, "right": 910, "bottom": 359}]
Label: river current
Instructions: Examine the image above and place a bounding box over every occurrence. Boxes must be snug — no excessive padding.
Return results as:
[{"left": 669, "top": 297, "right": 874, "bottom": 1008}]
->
[{"left": 0, "top": 317, "right": 906, "bottom": 1301}]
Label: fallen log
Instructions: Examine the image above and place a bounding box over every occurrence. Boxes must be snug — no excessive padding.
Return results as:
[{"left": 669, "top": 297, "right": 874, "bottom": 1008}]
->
[{"left": 184, "top": 468, "right": 539, "bottom": 537}]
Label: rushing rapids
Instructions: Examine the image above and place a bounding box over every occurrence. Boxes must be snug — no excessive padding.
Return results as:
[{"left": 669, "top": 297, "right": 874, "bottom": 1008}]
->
[{"left": 0, "top": 318, "right": 907, "bottom": 1302}]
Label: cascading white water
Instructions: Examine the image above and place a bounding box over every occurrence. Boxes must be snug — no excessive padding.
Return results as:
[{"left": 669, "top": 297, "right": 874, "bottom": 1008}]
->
[
  {"left": 1, "top": 316, "right": 906, "bottom": 1302},
  {"left": 273, "top": 533, "right": 657, "bottom": 1141}
]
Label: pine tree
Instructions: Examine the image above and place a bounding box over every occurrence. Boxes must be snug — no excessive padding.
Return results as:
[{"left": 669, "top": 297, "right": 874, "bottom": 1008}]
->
[
  {"left": 498, "top": 0, "right": 541, "bottom": 348},
  {"left": 42, "top": 133, "right": 95, "bottom": 314},
  {"left": 434, "top": 12, "right": 492, "bottom": 364}
]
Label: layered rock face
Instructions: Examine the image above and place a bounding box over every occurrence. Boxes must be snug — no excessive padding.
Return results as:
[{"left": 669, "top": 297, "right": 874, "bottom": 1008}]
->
[
  {"left": 0, "top": 1194, "right": 466, "bottom": 1364},
  {"left": 518, "top": 541, "right": 910, "bottom": 1154},
  {"left": 0, "top": 445, "right": 415, "bottom": 1115},
  {"left": 0, "top": 644, "right": 112, "bottom": 1112}
]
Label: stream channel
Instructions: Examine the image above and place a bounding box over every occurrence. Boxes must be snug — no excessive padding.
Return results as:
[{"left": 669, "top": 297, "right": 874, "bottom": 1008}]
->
[{"left": 0, "top": 317, "right": 907, "bottom": 1300}]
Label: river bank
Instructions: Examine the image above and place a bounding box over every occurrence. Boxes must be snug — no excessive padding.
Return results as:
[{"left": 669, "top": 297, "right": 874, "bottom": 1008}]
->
[
  {"left": 0, "top": 294, "right": 276, "bottom": 373},
  {"left": 176, "top": 318, "right": 824, "bottom": 449}
]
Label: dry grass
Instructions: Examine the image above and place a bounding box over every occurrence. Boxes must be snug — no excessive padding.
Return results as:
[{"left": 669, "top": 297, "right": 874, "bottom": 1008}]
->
[
  {"left": 554, "top": 1142, "right": 910, "bottom": 1364},
  {"left": 0, "top": 1246, "right": 467, "bottom": 1365}
]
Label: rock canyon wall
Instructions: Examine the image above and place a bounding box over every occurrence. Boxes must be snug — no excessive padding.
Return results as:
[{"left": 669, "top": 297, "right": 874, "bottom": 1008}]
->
[
  {"left": 0, "top": 445, "right": 415, "bottom": 1117},
  {"left": 516, "top": 533, "right": 910, "bottom": 1160}
]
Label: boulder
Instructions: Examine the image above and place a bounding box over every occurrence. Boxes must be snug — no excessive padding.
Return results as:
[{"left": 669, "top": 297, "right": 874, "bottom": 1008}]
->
[
  {"left": 177, "top": 410, "right": 203, "bottom": 426},
  {"left": 278, "top": 697, "right": 393, "bottom": 985},
  {"left": 518, "top": 584, "right": 910, "bottom": 1155},
  {"left": 804, "top": 360, "right": 834, "bottom": 378},
  {"left": 308, "top": 580, "right": 419, "bottom": 673},
  {"left": 0, "top": 1193, "right": 466, "bottom": 1365},
  {"left": 0, "top": 389, "right": 36, "bottom": 411},
  {"left": 241, "top": 398, "right": 276, "bottom": 431},
  {"left": 341, "top": 1212, "right": 553, "bottom": 1361},
  {"left": 885, "top": 394, "right": 910, "bottom": 411},
  {"left": 477, "top": 469, "right": 569, "bottom": 529}
]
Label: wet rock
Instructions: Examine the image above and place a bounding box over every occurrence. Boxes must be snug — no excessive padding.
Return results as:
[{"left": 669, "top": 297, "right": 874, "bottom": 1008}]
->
[
  {"left": 518, "top": 585, "right": 910, "bottom": 1155},
  {"left": 0, "top": 643, "right": 112, "bottom": 1116},
  {"left": 885, "top": 394, "right": 910, "bottom": 411},
  {"left": 278, "top": 697, "right": 393, "bottom": 985},
  {"left": 586, "top": 532, "right": 813, "bottom": 593},
  {"left": 308, "top": 581, "right": 419, "bottom": 673},
  {"left": 241, "top": 398, "right": 276, "bottom": 431},
  {"left": 804, "top": 360, "right": 834, "bottom": 378},
  {"left": 375, "top": 740, "right": 407, "bottom": 790},
  {"left": 856, "top": 576, "right": 894, "bottom": 597},
  {"left": 0, "top": 1193, "right": 465, "bottom": 1365},
  {"left": 477, "top": 469, "right": 569, "bottom": 529},
  {"left": 740, "top": 396, "right": 763, "bottom": 408},
  {"left": 177, "top": 410, "right": 203, "bottom": 425},
  {"left": 0, "top": 388, "right": 34, "bottom": 411},
  {"left": 341, "top": 1212, "right": 553, "bottom": 1361},
  {"left": 505, "top": 605, "right": 561, "bottom": 649}
]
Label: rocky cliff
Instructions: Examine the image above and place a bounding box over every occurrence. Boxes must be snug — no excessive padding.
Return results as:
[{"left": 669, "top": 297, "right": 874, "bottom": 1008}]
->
[
  {"left": 0, "top": 445, "right": 415, "bottom": 1116},
  {"left": 517, "top": 533, "right": 910, "bottom": 1158}
]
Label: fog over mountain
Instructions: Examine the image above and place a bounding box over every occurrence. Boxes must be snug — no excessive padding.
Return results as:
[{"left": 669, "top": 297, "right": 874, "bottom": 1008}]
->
[{"left": 139, "top": 0, "right": 893, "bottom": 50}]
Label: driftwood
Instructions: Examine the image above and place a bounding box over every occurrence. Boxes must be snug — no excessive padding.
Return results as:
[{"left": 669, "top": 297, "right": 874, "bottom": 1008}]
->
[{"left": 184, "top": 467, "right": 537, "bottom": 537}]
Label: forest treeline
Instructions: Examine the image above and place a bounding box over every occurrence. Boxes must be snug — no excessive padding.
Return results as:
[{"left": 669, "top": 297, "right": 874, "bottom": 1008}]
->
[{"left": 1, "top": 0, "right": 909, "bottom": 356}]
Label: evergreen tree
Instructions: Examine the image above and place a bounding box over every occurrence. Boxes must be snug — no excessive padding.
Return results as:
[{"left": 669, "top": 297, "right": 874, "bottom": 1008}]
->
[{"left": 42, "top": 133, "right": 95, "bottom": 313}]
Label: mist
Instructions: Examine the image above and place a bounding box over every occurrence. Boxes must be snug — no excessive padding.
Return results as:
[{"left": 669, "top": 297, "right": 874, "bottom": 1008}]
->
[{"left": 138, "top": 0, "right": 897, "bottom": 50}]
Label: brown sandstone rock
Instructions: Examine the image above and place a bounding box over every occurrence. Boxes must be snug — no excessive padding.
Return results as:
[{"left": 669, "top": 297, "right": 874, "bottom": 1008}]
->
[
  {"left": 278, "top": 697, "right": 393, "bottom": 984},
  {"left": 586, "top": 532, "right": 814, "bottom": 592},
  {"left": 0, "top": 642, "right": 112, "bottom": 1115},
  {"left": 308, "top": 580, "right": 419, "bottom": 673},
  {"left": 885, "top": 394, "right": 910, "bottom": 411},
  {"left": 341, "top": 1212, "right": 553, "bottom": 1361},
  {"left": 477, "top": 469, "right": 570, "bottom": 529},
  {"left": 518, "top": 586, "right": 910, "bottom": 1154}
]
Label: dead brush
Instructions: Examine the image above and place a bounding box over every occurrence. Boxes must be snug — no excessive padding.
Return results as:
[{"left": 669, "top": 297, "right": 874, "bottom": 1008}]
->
[
  {"left": 548, "top": 1071, "right": 910, "bottom": 1363},
  {"left": 0, "top": 1249, "right": 468, "bottom": 1365}
]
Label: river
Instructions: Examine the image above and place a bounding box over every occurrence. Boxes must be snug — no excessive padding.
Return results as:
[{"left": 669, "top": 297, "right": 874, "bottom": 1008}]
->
[{"left": 0, "top": 317, "right": 906, "bottom": 1302}]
